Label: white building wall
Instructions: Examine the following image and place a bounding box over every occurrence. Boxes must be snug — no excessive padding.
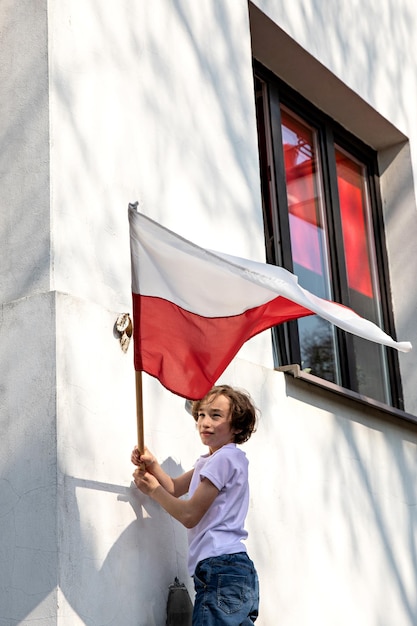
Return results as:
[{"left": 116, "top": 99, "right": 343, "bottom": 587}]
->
[
  {"left": 253, "top": 0, "right": 417, "bottom": 148},
  {"left": 0, "top": 2, "right": 57, "bottom": 624},
  {"left": 0, "top": 0, "right": 50, "bottom": 302},
  {"left": 1, "top": 1, "right": 417, "bottom": 625}
]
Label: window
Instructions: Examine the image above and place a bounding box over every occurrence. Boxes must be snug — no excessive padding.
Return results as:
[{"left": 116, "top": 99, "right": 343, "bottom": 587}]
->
[{"left": 255, "top": 66, "right": 403, "bottom": 408}]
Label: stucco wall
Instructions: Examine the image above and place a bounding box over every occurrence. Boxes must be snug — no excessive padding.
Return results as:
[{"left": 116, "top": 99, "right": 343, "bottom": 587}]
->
[
  {"left": 48, "top": 0, "right": 266, "bottom": 307},
  {"left": 251, "top": 0, "right": 417, "bottom": 152},
  {"left": 1, "top": 1, "right": 417, "bottom": 625},
  {"left": 0, "top": 0, "right": 51, "bottom": 303},
  {"left": 0, "top": 293, "right": 58, "bottom": 624},
  {"left": 242, "top": 360, "right": 417, "bottom": 625}
]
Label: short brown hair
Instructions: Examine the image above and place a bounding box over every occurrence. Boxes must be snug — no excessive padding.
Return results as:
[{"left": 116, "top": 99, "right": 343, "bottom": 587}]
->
[{"left": 192, "top": 384, "right": 257, "bottom": 444}]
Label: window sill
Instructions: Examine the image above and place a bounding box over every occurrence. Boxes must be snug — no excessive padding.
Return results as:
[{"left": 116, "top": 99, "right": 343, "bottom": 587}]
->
[{"left": 276, "top": 364, "right": 417, "bottom": 427}]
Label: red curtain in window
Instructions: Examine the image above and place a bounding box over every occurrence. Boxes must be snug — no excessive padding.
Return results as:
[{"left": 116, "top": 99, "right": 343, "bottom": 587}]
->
[{"left": 335, "top": 151, "right": 373, "bottom": 298}]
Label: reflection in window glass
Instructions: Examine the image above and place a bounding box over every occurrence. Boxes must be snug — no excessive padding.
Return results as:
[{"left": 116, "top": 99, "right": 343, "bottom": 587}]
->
[
  {"left": 335, "top": 148, "right": 390, "bottom": 401},
  {"left": 281, "top": 109, "right": 339, "bottom": 382}
]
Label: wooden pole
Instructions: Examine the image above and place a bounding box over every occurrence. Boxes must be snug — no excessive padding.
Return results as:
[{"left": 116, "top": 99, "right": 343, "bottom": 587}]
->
[{"left": 135, "top": 370, "right": 145, "bottom": 454}]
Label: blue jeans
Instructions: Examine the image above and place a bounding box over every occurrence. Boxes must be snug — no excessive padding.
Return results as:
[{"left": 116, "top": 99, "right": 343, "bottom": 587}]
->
[{"left": 192, "top": 552, "right": 259, "bottom": 625}]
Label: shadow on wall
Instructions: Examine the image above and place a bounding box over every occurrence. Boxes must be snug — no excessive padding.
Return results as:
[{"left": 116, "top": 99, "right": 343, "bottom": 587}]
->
[
  {"left": 48, "top": 0, "right": 264, "bottom": 284},
  {"left": 0, "top": 310, "right": 192, "bottom": 626},
  {"left": 0, "top": 1, "right": 51, "bottom": 305},
  {"left": 58, "top": 459, "right": 192, "bottom": 626},
  {"left": 1, "top": 1, "right": 258, "bottom": 624},
  {"left": 264, "top": 0, "right": 417, "bottom": 127},
  {"left": 255, "top": 374, "right": 417, "bottom": 624}
]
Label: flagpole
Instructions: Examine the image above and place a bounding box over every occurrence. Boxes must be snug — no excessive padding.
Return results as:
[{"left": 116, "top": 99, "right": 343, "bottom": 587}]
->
[{"left": 135, "top": 370, "right": 145, "bottom": 454}]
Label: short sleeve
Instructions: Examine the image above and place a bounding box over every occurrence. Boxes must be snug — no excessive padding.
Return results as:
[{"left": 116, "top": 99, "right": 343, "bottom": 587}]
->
[{"left": 199, "top": 449, "right": 237, "bottom": 491}]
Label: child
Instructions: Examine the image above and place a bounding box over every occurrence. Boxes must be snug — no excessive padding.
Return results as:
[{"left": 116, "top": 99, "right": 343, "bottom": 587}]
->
[{"left": 131, "top": 384, "right": 259, "bottom": 625}]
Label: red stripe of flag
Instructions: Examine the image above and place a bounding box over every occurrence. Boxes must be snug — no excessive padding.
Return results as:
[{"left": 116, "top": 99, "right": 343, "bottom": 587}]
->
[{"left": 133, "top": 293, "right": 313, "bottom": 399}]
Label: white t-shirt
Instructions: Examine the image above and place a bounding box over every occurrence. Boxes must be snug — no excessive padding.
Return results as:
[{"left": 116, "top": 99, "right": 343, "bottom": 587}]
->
[{"left": 187, "top": 443, "right": 249, "bottom": 575}]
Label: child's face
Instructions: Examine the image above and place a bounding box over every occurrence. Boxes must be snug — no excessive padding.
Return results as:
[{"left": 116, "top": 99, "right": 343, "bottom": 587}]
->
[{"left": 196, "top": 393, "right": 236, "bottom": 454}]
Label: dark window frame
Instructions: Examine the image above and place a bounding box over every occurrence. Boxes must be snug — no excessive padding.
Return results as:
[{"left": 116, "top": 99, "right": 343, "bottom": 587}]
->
[{"left": 254, "top": 61, "right": 404, "bottom": 409}]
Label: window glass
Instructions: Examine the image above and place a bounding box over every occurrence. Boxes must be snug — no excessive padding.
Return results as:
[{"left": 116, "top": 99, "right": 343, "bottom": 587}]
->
[
  {"left": 335, "top": 147, "right": 390, "bottom": 401},
  {"left": 281, "top": 109, "right": 339, "bottom": 381},
  {"left": 335, "top": 149, "right": 373, "bottom": 299},
  {"left": 282, "top": 110, "right": 324, "bottom": 283}
]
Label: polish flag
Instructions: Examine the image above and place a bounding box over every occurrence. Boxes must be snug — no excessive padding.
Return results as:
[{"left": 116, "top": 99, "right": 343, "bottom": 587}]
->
[{"left": 129, "top": 206, "right": 411, "bottom": 400}]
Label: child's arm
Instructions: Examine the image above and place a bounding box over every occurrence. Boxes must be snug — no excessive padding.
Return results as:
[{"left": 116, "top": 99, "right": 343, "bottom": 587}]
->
[
  {"left": 131, "top": 446, "right": 193, "bottom": 497},
  {"left": 133, "top": 468, "right": 219, "bottom": 529}
]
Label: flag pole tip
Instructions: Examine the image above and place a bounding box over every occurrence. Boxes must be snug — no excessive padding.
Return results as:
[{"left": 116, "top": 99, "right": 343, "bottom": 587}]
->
[{"left": 128, "top": 201, "right": 139, "bottom": 210}]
